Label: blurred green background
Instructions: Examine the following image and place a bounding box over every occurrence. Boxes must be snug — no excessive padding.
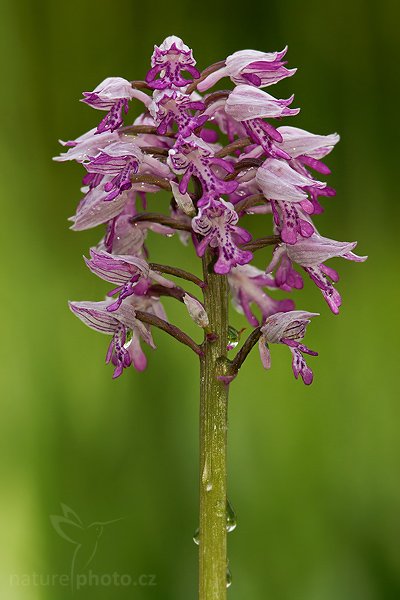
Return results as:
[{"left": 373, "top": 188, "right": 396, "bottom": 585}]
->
[{"left": 1, "top": 0, "right": 399, "bottom": 598}]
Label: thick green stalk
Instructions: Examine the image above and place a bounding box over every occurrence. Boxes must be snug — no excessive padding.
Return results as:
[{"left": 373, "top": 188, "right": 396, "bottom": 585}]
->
[{"left": 199, "top": 250, "right": 230, "bottom": 600}]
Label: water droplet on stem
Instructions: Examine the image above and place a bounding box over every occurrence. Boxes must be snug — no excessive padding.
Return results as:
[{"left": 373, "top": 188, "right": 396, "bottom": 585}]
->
[
  {"left": 226, "top": 498, "right": 237, "bottom": 533},
  {"left": 227, "top": 326, "right": 246, "bottom": 351},
  {"left": 193, "top": 527, "right": 199, "bottom": 546},
  {"left": 226, "top": 566, "right": 232, "bottom": 588}
]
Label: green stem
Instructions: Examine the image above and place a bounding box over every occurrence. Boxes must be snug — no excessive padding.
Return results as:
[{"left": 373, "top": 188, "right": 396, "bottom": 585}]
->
[{"left": 199, "top": 250, "right": 230, "bottom": 600}]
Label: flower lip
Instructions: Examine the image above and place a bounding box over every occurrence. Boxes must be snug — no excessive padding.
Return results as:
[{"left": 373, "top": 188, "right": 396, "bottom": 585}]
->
[{"left": 192, "top": 198, "right": 253, "bottom": 274}]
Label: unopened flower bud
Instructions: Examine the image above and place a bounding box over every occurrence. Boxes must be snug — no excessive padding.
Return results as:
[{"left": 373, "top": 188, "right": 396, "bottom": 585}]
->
[
  {"left": 171, "top": 181, "right": 196, "bottom": 216},
  {"left": 183, "top": 294, "right": 209, "bottom": 328}
]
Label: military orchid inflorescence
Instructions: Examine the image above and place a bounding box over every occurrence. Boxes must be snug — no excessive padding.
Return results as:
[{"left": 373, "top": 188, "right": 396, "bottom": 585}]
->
[{"left": 56, "top": 35, "right": 366, "bottom": 384}]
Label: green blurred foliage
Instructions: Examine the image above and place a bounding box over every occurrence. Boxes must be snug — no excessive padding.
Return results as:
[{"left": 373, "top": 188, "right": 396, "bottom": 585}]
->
[{"left": 0, "top": 0, "right": 399, "bottom": 598}]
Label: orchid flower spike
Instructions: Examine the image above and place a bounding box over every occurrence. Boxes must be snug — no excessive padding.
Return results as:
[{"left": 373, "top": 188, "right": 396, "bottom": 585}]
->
[{"left": 56, "top": 35, "right": 365, "bottom": 381}]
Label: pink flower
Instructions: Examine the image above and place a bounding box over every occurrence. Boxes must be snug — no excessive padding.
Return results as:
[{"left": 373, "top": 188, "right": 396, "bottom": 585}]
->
[
  {"left": 198, "top": 47, "right": 296, "bottom": 91},
  {"left": 267, "top": 235, "right": 367, "bottom": 314},
  {"left": 259, "top": 311, "right": 318, "bottom": 384},
  {"left": 84, "top": 249, "right": 174, "bottom": 311},
  {"left": 54, "top": 128, "right": 120, "bottom": 163},
  {"left": 228, "top": 264, "right": 294, "bottom": 326},
  {"left": 168, "top": 135, "right": 238, "bottom": 206},
  {"left": 149, "top": 89, "right": 206, "bottom": 136},
  {"left": 226, "top": 85, "right": 299, "bottom": 152},
  {"left": 69, "top": 299, "right": 155, "bottom": 377},
  {"left": 146, "top": 36, "right": 199, "bottom": 89},
  {"left": 192, "top": 198, "right": 253, "bottom": 274},
  {"left": 81, "top": 140, "right": 171, "bottom": 201},
  {"left": 256, "top": 158, "right": 327, "bottom": 243},
  {"left": 82, "top": 77, "right": 149, "bottom": 133}
]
